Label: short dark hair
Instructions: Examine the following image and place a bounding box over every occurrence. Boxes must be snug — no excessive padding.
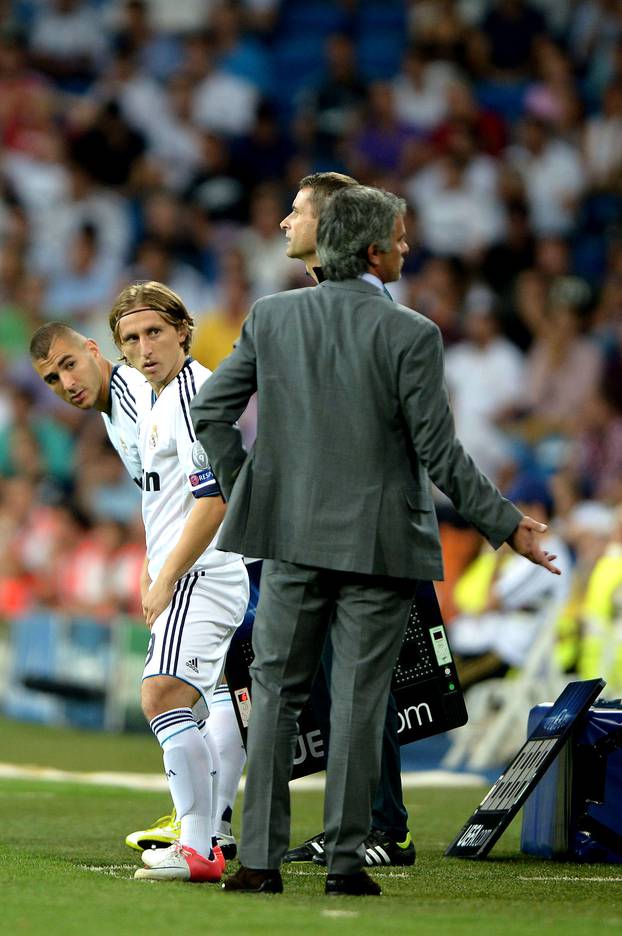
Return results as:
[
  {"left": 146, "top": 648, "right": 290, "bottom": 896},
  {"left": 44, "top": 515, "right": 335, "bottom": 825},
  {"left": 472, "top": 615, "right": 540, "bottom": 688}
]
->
[
  {"left": 317, "top": 186, "right": 406, "bottom": 281},
  {"left": 298, "top": 171, "right": 358, "bottom": 217},
  {"left": 30, "top": 322, "right": 86, "bottom": 360}
]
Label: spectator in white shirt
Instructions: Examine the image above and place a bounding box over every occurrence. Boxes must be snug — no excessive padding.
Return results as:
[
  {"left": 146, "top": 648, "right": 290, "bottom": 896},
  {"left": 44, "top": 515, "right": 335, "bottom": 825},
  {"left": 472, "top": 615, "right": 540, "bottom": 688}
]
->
[
  {"left": 445, "top": 285, "right": 525, "bottom": 483},
  {"left": 29, "top": 0, "right": 108, "bottom": 87},
  {"left": 186, "top": 32, "right": 259, "bottom": 138},
  {"left": 509, "top": 115, "right": 585, "bottom": 235},
  {"left": 414, "top": 153, "right": 504, "bottom": 258},
  {"left": 583, "top": 80, "right": 622, "bottom": 189},
  {"left": 92, "top": 42, "right": 170, "bottom": 150},
  {"left": 236, "top": 185, "right": 293, "bottom": 296},
  {"left": 391, "top": 44, "right": 455, "bottom": 132}
]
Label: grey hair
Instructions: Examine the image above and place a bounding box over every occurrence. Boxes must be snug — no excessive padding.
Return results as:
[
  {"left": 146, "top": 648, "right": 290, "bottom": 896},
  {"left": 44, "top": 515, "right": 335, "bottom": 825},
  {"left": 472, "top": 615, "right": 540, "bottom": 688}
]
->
[{"left": 316, "top": 186, "right": 406, "bottom": 281}]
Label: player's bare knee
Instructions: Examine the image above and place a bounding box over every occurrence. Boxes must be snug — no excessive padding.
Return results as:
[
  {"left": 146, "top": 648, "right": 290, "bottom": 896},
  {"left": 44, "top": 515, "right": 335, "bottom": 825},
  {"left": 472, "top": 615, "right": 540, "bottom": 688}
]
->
[{"left": 141, "top": 676, "right": 199, "bottom": 721}]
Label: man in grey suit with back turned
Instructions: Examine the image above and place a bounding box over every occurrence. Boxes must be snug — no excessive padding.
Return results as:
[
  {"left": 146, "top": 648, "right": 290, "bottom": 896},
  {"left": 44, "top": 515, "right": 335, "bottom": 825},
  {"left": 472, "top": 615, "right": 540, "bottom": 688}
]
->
[{"left": 190, "top": 185, "right": 560, "bottom": 896}]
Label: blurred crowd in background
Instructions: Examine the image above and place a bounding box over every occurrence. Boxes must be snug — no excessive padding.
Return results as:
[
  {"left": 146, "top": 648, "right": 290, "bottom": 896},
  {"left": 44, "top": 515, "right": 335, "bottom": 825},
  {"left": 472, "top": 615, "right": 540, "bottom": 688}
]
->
[{"left": 2, "top": 0, "right": 622, "bottom": 694}]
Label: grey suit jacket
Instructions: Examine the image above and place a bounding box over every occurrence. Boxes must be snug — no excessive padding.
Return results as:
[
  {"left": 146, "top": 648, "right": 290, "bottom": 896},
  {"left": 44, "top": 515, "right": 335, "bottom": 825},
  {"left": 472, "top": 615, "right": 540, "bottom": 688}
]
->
[{"left": 190, "top": 278, "right": 521, "bottom": 580}]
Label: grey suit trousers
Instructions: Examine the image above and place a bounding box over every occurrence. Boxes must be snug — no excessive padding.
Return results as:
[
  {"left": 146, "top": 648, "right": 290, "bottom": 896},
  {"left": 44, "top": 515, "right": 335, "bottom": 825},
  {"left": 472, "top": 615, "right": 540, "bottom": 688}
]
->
[{"left": 239, "top": 559, "right": 417, "bottom": 875}]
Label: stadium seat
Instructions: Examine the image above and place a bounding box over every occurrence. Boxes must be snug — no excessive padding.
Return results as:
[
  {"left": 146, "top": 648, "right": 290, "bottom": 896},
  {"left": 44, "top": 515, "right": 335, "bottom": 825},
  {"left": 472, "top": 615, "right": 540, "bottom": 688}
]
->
[
  {"left": 356, "top": 34, "right": 406, "bottom": 81},
  {"left": 272, "top": 36, "right": 327, "bottom": 115},
  {"left": 6, "top": 612, "right": 119, "bottom": 730},
  {"left": 474, "top": 79, "right": 530, "bottom": 124},
  {"left": 5, "top": 612, "right": 64, "bottom": 724},
  {"left": 357, "top": 2, "right": 407, "bottom": 33},
  {"left": 355, "top": 0, "right": 407, "bottom": 83},
  {"left": 277, "top": 1, "right": 349, "bottom": 38}
]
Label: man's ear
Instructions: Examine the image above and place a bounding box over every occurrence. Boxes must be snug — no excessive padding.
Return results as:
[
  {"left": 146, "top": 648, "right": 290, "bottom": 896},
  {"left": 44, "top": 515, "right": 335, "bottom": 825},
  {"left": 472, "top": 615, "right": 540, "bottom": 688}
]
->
[
  {"left": 367, "top": 242, "right": 381, "bottom": 269},
  {"left": 85, "top": 338, "right": 100, "bottom": 357}
]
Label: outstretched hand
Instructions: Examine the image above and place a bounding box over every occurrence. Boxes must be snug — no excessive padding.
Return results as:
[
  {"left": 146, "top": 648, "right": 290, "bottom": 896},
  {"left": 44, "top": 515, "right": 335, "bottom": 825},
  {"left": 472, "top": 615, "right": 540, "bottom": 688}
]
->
[{"left": 508, "top": 515, "right": 561, "bottom": 575}]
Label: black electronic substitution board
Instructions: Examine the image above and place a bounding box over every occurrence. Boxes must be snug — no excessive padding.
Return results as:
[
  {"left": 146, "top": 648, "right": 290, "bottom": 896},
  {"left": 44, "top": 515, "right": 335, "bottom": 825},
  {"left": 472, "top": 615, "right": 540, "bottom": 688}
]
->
[
  {"left": 392, "top": 581, "right": 467, "bottom": 745},
  {"left": 225, "top": 579, "right": 467, "bottom": 780},
  {"left": 445, "top": 678, "right": 606, "bottom": 859}
]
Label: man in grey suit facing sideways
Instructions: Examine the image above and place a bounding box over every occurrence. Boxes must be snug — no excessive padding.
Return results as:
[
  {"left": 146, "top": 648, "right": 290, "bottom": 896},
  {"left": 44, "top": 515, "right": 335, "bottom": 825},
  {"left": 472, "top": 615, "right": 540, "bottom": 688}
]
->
[{"left": 190, "top": 186, "right": 560, "bottom": 897}]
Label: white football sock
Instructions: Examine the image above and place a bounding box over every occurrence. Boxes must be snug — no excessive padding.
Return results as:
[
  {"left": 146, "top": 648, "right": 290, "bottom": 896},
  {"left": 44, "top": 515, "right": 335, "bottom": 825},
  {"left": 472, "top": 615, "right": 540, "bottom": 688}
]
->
[
  {"left": 202, "top": 725, "right": 221, "bottom": 842},
  {"left": 209, "top": 686, "right": 247, "bottom": 836},
  {"left": 150, "top": 708, "right": 213, "bottom": 857}
]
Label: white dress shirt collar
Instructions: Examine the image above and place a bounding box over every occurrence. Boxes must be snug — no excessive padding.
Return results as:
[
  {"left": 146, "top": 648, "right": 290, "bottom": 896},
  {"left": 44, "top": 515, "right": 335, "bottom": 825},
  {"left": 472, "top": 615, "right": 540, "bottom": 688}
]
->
[{"left": 359, "top": 272, "right": 385, "bottom": 293}]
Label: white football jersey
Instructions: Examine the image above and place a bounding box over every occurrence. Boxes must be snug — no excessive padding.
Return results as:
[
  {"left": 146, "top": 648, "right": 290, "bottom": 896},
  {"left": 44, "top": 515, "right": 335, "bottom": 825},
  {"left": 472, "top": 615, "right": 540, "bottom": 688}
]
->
[
  {"left": 139, "top": 357, "right": 241, "bottom": 580},
  {"left": 101, "top": 363, "right": 150, "bottom": 485}
]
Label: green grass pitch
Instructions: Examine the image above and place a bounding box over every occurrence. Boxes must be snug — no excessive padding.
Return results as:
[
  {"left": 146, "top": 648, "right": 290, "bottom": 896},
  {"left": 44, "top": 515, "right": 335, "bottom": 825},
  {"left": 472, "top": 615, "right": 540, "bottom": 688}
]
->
[{"left": 1, "top": 716, "right": 621, "bottom": 935}]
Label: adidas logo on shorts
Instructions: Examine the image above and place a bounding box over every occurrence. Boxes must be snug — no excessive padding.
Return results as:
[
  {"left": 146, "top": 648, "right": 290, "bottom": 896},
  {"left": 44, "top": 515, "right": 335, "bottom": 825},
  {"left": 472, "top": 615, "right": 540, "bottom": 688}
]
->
[{"left": 185, "top": 657, "right": 199, "bottom": 674}]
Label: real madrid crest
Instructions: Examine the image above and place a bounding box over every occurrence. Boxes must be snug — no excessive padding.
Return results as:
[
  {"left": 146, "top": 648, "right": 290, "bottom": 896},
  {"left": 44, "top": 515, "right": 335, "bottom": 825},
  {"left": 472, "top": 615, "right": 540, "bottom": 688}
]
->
[{"left": 149, "top": 424, "right": 158, "bottom": 450}]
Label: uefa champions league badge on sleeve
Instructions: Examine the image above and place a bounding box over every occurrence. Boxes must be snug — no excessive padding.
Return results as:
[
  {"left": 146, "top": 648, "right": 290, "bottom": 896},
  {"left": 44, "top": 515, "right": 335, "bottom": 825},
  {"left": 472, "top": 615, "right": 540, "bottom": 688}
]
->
[
  {"left": 189, "top": 468, "right": 215, "bottom": 487},
  {"left": 192, "top": 441, "right": 208, "bottom": 468}
]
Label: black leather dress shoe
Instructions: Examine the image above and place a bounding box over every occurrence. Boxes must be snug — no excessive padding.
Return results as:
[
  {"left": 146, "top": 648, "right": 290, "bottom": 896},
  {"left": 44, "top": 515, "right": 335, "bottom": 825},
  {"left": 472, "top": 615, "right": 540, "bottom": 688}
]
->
[
  {"left": 325, "top": 870, "right": 382, "bottom": 896},
  {"left": 222, "top": 865, "right": 283, "bottom": 893}
]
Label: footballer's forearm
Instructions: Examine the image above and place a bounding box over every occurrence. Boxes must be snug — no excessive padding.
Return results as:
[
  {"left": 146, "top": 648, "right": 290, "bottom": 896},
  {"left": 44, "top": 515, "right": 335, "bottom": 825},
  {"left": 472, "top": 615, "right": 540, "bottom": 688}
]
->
[{"left": 155, "top": 495, "right": 226, "bottom": 588}]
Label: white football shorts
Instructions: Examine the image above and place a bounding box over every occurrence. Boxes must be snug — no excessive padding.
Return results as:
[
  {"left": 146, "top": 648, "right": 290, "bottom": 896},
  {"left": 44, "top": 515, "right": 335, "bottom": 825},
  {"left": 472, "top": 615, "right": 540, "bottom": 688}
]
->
[{"left": 142, "top": 560, "right": 249, "bottom": 719}]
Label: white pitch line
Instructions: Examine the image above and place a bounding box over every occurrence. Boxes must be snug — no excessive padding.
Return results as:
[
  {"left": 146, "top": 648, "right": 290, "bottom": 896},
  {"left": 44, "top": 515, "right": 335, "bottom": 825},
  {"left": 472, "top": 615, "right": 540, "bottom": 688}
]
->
[
  {"left": 0, "top": 763, "right": 168, "bottom": 791},
  {"left": 0, "top": 763, "right": 485, "bottom": 792},
  {"left": 79, "top": 864, "right": 134, "bottom": 878},
  {"left": 519, "top": 876, "right": 622, "bottom": 883},
  {"left": 288, "top": 869, "right": 410, "bottom": 878}
]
